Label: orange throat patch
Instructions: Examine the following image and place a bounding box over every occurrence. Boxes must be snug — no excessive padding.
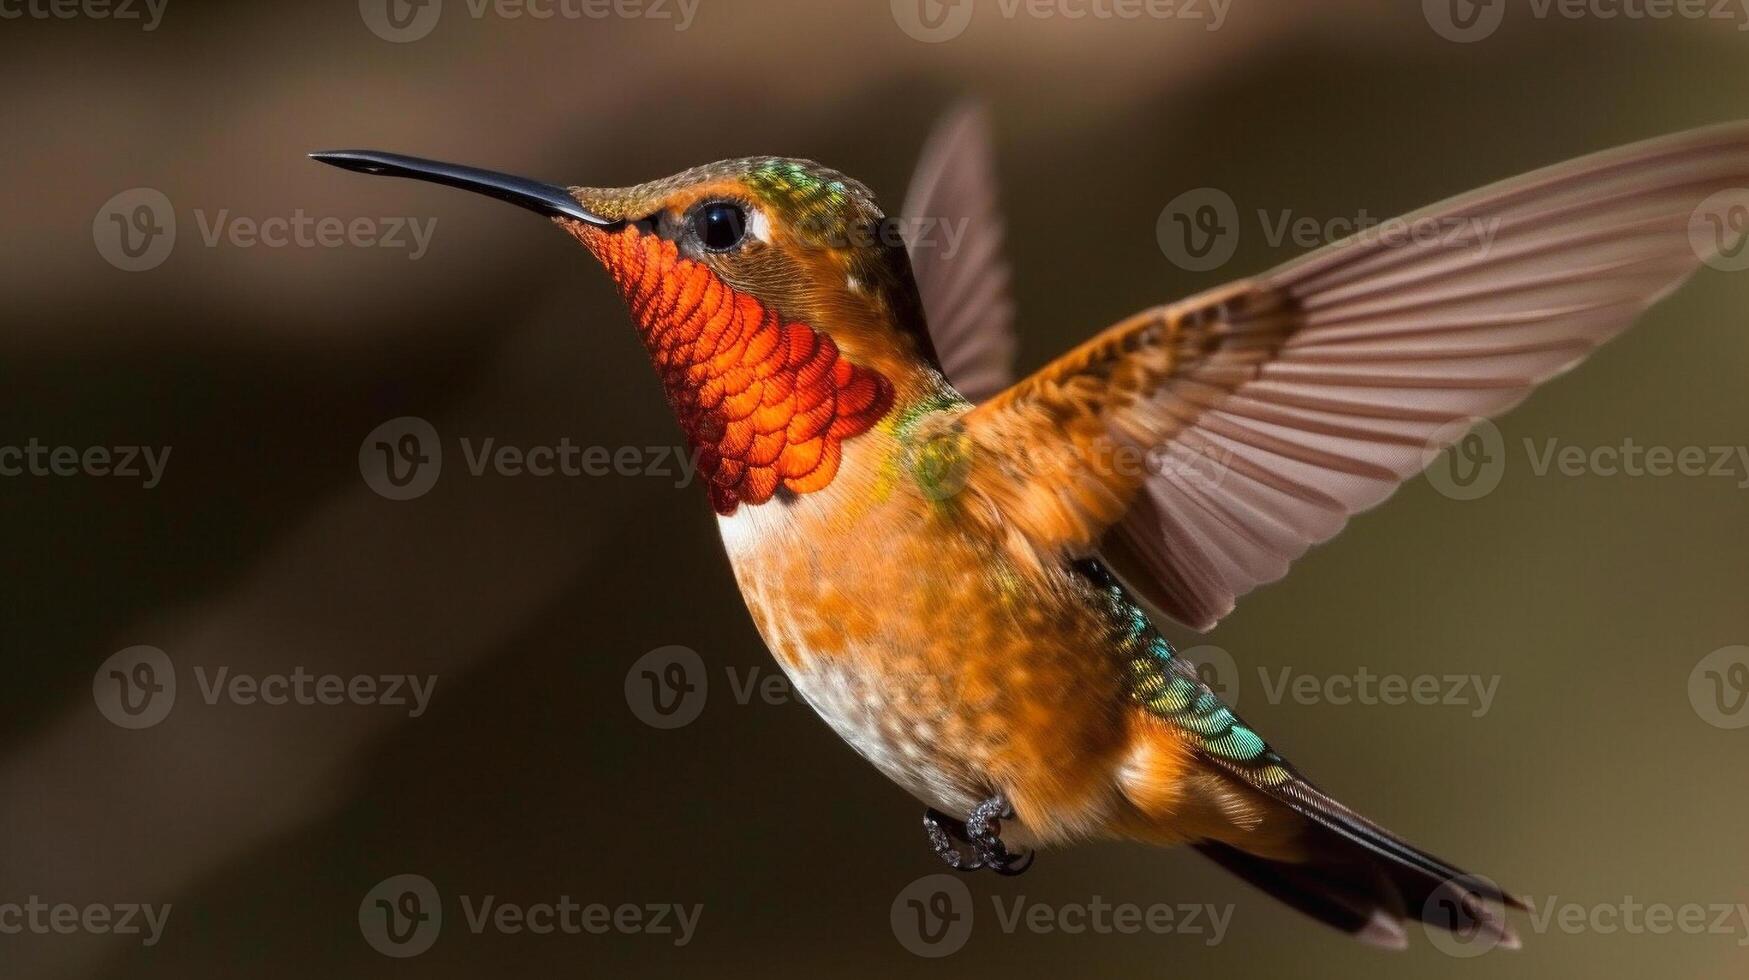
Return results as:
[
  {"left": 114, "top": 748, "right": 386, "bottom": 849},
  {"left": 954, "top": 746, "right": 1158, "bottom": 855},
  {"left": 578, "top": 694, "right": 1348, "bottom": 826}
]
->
[{"left": 577, "top": 226, "right": 894, "bottom": 515}]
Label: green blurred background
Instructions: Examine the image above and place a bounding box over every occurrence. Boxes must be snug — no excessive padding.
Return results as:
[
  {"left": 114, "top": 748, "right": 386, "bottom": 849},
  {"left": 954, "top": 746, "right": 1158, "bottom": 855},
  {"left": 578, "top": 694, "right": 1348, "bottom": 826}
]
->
[{"left": 2, "top": 0, "right": 1747, "bottom": 976}]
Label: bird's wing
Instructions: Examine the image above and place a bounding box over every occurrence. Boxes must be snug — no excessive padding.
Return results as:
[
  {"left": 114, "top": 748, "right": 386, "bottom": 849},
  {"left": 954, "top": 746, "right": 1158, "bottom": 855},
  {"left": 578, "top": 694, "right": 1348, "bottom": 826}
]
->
[
  {"left": 903, "top": 102, "right": 1018, "bottom": 403},
  {"left": 962, "top": 121, "right": 1749, "bottom": 631}
]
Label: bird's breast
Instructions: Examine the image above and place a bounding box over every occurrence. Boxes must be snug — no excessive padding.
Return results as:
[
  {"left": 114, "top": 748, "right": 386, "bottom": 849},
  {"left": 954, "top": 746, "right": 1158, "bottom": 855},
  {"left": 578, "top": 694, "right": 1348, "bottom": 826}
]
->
[{"left": 713, "top": 471, "right": 1135, "bottom": 835}]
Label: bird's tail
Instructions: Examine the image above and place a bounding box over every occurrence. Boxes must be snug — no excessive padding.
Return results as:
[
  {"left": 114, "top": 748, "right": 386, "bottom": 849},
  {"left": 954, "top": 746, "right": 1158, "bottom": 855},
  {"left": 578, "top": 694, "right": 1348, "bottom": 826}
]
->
[
  {"left": 1188, "top": 775, "right": 1524, "bottom": 950},
  {"left": 1114, "top": 708, "right": 1522, "bottom": 949}
]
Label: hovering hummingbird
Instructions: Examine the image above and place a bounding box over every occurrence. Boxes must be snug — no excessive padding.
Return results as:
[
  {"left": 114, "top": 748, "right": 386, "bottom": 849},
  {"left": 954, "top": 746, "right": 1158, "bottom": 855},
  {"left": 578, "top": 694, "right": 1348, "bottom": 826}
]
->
[{"left": 314, "top": 109, "right": 1749, "bottom": 948}]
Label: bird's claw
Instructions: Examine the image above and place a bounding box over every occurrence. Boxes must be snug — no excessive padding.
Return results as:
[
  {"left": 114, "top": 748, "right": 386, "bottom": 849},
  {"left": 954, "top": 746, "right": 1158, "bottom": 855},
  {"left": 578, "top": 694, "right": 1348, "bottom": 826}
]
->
[
  {"left": 923, "top": 808, "right": 984, "bottom": 871},
  {"left": 965, "top": 794, "right": 1034, "bottom": 876},
  {"left": 922, "top": 794, "right": 1034, "bottom": 876}
]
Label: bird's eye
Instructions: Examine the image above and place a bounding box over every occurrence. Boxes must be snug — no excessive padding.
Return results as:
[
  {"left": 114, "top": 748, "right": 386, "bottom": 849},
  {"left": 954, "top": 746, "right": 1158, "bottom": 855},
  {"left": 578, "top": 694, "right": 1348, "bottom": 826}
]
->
[{"left": 694, "top": 201, "right": 748, "bottom": 252}]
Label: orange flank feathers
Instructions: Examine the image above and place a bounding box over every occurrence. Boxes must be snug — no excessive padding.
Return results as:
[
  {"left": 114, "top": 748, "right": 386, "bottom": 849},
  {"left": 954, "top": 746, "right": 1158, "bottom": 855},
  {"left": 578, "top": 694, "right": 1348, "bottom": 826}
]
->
[{"left": 576, "top": 225, "right": 893, "bottom": 514}]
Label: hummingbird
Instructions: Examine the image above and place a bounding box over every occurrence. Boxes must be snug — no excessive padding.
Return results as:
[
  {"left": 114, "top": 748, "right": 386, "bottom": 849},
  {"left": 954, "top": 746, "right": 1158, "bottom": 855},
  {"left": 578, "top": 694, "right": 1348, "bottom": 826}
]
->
[{"left": 313, "top": 109, "right": 1749, "bottom": 948}]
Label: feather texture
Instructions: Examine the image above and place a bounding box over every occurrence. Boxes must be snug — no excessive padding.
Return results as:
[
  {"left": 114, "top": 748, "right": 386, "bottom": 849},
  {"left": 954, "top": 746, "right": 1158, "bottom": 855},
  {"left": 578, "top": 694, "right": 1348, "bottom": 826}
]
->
[
  {"left": 903, "top": 103, "right": 1019, "bottom": 402},
  {"left": 965, "top": 121, "right": 1749, "bottom": 629}
]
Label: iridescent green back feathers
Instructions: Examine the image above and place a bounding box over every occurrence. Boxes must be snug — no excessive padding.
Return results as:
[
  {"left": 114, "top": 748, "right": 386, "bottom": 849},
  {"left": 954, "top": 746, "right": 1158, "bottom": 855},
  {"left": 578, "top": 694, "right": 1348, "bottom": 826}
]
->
[{"left": 1079, "top": 560, "right": 1293, "bottom": 788}]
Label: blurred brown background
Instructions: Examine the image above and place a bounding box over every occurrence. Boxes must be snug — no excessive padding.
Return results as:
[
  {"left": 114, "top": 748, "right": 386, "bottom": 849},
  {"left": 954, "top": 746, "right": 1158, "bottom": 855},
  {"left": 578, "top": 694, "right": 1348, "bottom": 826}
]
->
[{"left": 3, "top": 0, "right": 1748, "bottom": 976}]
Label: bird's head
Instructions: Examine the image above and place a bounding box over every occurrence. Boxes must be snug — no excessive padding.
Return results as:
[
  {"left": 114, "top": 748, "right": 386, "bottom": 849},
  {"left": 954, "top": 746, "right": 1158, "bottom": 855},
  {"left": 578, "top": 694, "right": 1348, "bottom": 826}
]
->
[{"left": 313, "top": 150, "right": 951, "bottom": 514}]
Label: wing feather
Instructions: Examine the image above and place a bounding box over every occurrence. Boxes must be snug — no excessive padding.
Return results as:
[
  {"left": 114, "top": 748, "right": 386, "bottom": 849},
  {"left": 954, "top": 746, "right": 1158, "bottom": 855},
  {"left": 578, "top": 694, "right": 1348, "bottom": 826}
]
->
[
  {"left": 963, "top": 121, "right": 1749, "bottom": 629},
  {"left": 903, "top": 103, "right": 1019, "bottom": 402}
]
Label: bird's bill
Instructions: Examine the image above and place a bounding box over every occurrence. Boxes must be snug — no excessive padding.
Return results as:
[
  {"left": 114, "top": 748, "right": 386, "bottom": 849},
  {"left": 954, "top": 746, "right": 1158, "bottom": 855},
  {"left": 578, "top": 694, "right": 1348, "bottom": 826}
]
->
[{"left": 307, "top": 150, "right": 617, "bottom": 227}]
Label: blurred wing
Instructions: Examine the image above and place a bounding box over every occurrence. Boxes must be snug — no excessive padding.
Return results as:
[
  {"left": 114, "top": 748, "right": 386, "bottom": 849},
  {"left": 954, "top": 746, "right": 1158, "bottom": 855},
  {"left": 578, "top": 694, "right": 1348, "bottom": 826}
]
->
[
  {"left": 965, "top": 121, "right": 1749, "bottom": 630},
  {"left": 903, "top": 102, "right": 1018, "bottom": 402}
]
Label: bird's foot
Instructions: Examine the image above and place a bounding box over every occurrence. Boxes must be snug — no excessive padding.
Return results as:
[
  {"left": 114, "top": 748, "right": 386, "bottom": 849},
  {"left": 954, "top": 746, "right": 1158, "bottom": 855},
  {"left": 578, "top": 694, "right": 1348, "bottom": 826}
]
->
[
  {"left": 923, "top": 808, "right": 983, "bottom": 871},
  {"left": 966, "top": 794, "right": 1034, "bottom": 876},
  {"left": 922, "top": 795, "right": 1034, "bottom": 876}
]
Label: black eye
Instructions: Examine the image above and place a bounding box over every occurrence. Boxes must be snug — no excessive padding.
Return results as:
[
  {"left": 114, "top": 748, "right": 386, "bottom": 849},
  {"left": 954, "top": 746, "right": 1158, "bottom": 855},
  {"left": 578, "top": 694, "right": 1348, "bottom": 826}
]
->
[{"left": 694, "top": 201, "right": 747, "bottom": 252}]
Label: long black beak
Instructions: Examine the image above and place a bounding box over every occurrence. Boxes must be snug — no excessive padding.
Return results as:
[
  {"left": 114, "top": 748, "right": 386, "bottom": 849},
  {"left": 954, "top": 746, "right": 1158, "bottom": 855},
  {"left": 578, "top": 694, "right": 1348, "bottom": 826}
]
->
[{"left": 308, "top": 150, "right": 618, "bottom": 227}]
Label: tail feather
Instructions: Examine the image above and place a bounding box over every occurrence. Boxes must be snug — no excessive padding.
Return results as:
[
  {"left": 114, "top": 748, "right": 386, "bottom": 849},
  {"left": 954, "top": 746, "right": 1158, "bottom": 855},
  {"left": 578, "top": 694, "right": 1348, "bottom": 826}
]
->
[
  {"left": 1194, "top": 838, "right": 1410, "bottom": 948},
  {"left": 1197, "top": 783, "right": 1523, "bottom": 950}
]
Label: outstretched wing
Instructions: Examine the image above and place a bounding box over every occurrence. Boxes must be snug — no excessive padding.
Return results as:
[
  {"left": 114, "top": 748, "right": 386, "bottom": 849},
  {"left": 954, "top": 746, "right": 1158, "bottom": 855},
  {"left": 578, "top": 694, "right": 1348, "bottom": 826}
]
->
[
  {"left": 903, "top": 102, "right": 1018, "bottom": 402},
  {"left": 964, "top": 121, "right": 1749, "bottom": 630}
]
